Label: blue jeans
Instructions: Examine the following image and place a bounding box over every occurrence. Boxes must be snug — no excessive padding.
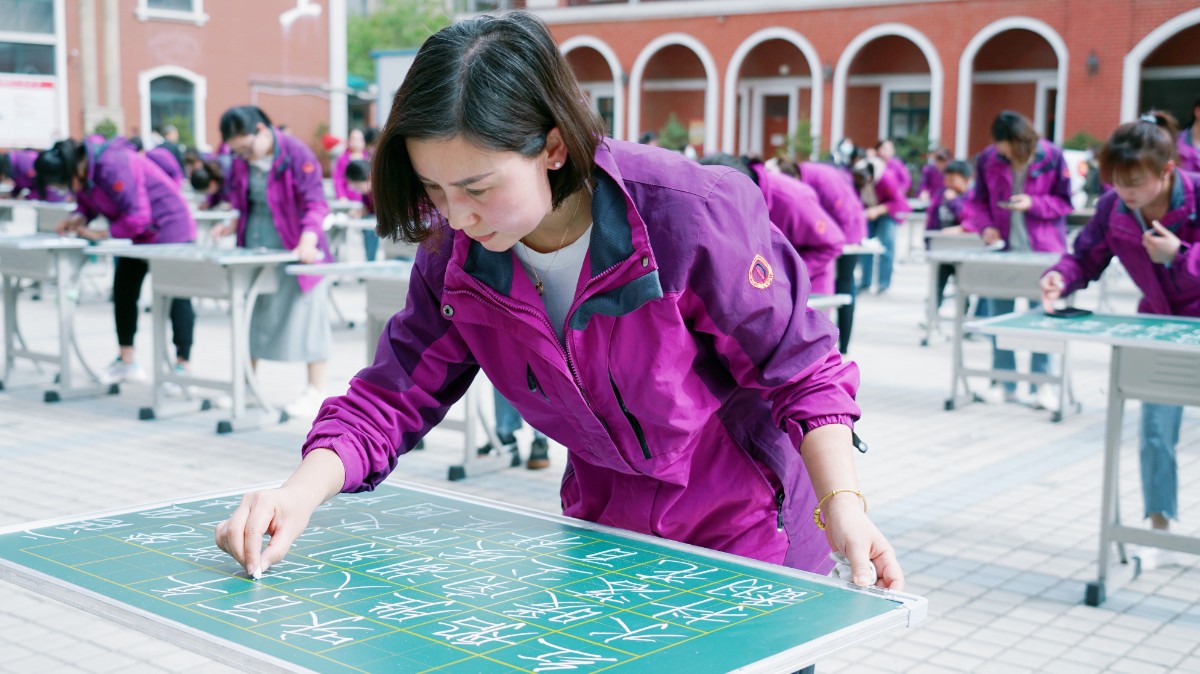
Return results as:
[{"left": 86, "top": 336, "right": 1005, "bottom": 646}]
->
[
  {"left": 978, "top": 298, "right": 1051, "bottom": 392},
  {"left": 858, "top": 215, "right": 896, "bottom": 291},
  {"left": 494, "top": 391, "right": 546, "bottom": 442},
  {"left": 1140, "top": 402, "right": 1182, "bottom": 520},
  {"left": 362, "top": 230, "right": 380, "bottom": 262}
]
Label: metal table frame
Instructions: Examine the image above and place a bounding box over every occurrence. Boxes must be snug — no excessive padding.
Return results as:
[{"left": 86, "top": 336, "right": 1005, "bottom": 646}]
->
[
  {"left": 920, "top": 231, "right": 987, "bottom": 347},
  {"left": 91, "top": 243, "right": 298, "bottom": 433},
  {"left": 971, "top": 311, "right": 1200, "bottom": 605},
  {"left": 933, "top": 249, "right": 1079, "bottom": 421},
  {"left": 288, "top": 261, "right": 518, "bottom": 482},
  {"left": 0, "top": 235, "right": 118, "bottom": 402}
]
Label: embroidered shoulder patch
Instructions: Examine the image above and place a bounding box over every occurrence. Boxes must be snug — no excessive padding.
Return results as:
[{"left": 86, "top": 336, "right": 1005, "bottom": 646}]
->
[
  {"left": 112, "top": 181, "right": 124, "bottom": 193},
  {"left": 748, "top": 254, "right": 774, "bottom": 289},
  {"left": 303, "top": 162, "right": 315, "bottom": 174}
]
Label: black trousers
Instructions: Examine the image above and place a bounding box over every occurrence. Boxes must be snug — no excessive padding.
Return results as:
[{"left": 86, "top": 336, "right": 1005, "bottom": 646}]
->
[
  {"left": 834, "top": 254, "right": 858, "bottom": 354},
  {"left": 113, "top": 256, "right": 195, "bottom": 361}
]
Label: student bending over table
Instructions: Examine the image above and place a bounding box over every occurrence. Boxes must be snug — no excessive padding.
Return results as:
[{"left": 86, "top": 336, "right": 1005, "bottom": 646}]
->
[
  {"left": 1041, "top": 111, "right": 1200, "bottom": 568},
  {"left": 216, "top": 11, "right": 903, "bottom": 595}
]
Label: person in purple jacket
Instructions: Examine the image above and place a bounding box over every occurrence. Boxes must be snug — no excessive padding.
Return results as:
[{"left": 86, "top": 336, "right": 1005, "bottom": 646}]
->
[
  {"left": 964, "top": 111, "right": 1074, "bottom": 410},
  {"left": 877, "top": 139, "right": 911, "bottom": 196},
  {"left": 334, "top": 127, "right": 380, "bottom": 262},
  {"left": 213, "top": 106, "right": 334, "bottom": 419},
  {"left": 853, "top": 153, "right": 910, "bottom": 294},
  {"left": 215, "top": 12, "right": 903, "bottom": 598},
  {"left": 1041, "top": 113, "right": 1199, "bottom": 568},
  {"left": 918, "top": 147, "right": 951, "bottom": 231},
  {"left": 784, "top": 158, "right": 868, "bottom": 353},
  {"left": 1176, "top": 96, "right": 1200, "bottom": 174},
  {"left": 2, "top": 149, "right": 65, "bottom": 201},
  {"left": 35, "top": 138, "right": 197, "bottom": 385},
  {"left": 928, "top": 160, "right": 974, "bottom": 313}
]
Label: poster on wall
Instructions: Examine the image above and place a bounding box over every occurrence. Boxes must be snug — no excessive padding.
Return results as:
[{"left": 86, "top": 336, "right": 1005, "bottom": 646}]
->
[{"left": 0, "top": 76, "right": 60, "bottom": 149}]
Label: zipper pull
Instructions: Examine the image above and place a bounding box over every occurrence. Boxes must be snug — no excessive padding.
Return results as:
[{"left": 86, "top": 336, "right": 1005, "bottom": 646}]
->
[{"left": 776, "top": 491, "right": 786, "bottom": 531}]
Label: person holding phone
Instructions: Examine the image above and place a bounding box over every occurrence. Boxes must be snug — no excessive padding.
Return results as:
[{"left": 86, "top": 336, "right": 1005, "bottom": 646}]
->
[
  {"left": 1041, "top": 112, "right": 1199, "bottom": 567},
  {"left": 964, "top": 111, "right": 1073, "bottom": 411}
]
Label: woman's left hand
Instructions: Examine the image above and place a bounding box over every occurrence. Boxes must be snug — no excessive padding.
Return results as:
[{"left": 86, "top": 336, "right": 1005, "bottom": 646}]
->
[
  {"left": 822, "top": 493, "right": 905, "bottom": 591},
  {"left": 1007, "top": 194, "right": 1032, "bottom": 212},
  {"left": 294, "top": 240, "right": 322, "bottom": 264},
  {"left": 1144, "top": 220, "right": 1181, "bottom": 265}
]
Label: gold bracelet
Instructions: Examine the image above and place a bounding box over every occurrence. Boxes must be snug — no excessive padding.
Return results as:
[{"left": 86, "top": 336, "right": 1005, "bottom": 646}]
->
[{"left": 812, "top": 489, "right": 867, "bottom": 530}]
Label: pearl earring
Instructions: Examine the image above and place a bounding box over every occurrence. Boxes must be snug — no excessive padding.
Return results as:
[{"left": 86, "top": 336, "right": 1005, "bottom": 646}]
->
[{"left": 553, "top": 161, "right": 562, "bottom": 169}]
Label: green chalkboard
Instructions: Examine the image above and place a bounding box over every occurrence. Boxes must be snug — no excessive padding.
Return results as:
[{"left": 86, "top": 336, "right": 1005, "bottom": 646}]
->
[
  {"left": 0, "top": 482, "right": 918, "bottom": 673},
  {"left": 973, "top": 311, "right": 1200, "bottom": 351}
]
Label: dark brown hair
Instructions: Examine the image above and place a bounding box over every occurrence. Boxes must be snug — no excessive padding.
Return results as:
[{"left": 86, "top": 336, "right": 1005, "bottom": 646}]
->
[
  {"left": 990, "top": 110, "right": 1040, "bottom": 165},
  {"left": 372, "top": 11, "right": 605, "bottom": 244},
  {"left": 1099, "top": 110, "right": 1179, "bottom": 186}
]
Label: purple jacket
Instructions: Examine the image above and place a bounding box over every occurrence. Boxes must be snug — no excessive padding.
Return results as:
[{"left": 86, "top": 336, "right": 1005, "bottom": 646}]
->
[
  {"left": 918, "top": 163, "right": 944, "bottom": 229},
  {"left": 873, "top": 169, "right": 911, "bottom": 220},
  {"left": 332, "top": 150, "right": 369, "bottom": 201},
  {"left": 885, "top": 156, "right": 911, "bottom": 196},
  {"left": 964, "top": 139, "right": 1073, "bottom": 253},
  {"left": 304, "top": 139, "right": 861, "bottom": 574},
  {"left": 226, "top": 129, "right": 332, "bottom": 292},
  {"left": 751, "top": 163, "right": 845, "bottom": 294},
  {"left": 73, "top": 139, "right": 195, "bottom": 244},
  {"left": 146, "top": 146, "right": 185, "bottom": 186},
  {"left": 927, "top": 189, "right": 971, "bottom": 234},
  {"left": 1048, "top": 170, "right": 1200, "bottom": 317},
  {"left": 797, "top": 162, "right": 867, "bottom": 244},
  {"left": 1178, "top": 128, "right": 1200, "bottom": 174}
]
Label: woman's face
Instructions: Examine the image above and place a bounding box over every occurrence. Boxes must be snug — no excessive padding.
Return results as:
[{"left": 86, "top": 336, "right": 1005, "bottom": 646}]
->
[
  {"left": 406, "top": 133, "right": 559, "bottom": 252},
  {"left": 1113, "top": 164, "right": 1172, "bottom": 213},
  {"left": 227, "top": 125, "right": 273, "bottom": 161},
  {"left": 878, "top": 140, "right": 895, "bottom": 160},
  {"left": 994, "top": 141, "right": 1014, "bottom": 162},
  {"left": 348, "top": 129, "right": 366, "bottom": 153}
]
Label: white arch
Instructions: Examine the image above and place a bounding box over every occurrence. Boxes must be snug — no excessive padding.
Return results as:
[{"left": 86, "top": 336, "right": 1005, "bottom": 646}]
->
[
  {"left": 1122, "top": 7, "right": 1200, "bottom": 122},
  {"left": 955, "top": 17, "right": 1069, "bottom": 157},
  {"left": 628, "top": 33, "right": 720, "bottom": 151},
  {"left": 721, "top": 27, "right": 823, "bottom": 156},
  {"left": 137, "top": 65, "right": 208, "bottom": 150},
  {"left": 561, "top": 35, "right": 625, "bottom": 141},
  {"left": 830, "top": 23, "right": 943, "bottom": 153}
]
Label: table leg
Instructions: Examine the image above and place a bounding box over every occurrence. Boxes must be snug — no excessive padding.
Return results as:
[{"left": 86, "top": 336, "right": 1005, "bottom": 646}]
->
[
  {"left": 921, "top": 262, "right": 939, "bottom": 347},
  {"left": 945, "top": 275, "right": 966, "bottom": 411},
  {"left": 1087, "top": 346, "right": 1133, "bottom": 606},
  {"left": 2, "top": 273, "right": 16, "bottom": 387}
]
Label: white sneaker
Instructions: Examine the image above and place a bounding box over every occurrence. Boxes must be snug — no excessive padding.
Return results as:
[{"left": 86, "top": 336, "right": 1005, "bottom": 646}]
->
[
  {"left": 104, "top": 358, "right": 147, "bottom": 384},
  {"left": 1136, "top": 546, "right": 1181, "bottom": 571},
  {"left": 161, "top": 364, "right": 196, "bottom": 399},
  {"left": 1035, "top": 386, "right": 1061, "bottom": 413},
  {"left": 978, "top": 385, "right": 1019, "bottom": 405},
  {"left": 284, "top": 385, "right": 325, "bottom": 421}
]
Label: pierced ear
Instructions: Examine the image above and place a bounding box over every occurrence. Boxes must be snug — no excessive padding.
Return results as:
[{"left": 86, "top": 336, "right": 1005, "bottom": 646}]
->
[{"left": 544, "top": 127, "right": 568, "bottom": 170}]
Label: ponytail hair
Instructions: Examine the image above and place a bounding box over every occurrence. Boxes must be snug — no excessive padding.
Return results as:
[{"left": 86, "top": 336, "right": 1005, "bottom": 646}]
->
[
  {"left": 990, "top": 110, "right": 1040, "bottom": 165},
  {"left": 34, "top": 139, "right": 84, "bottom": 192},
  {"left": 219, "top": 106, "right": 273, "bottom": 142},
  {"left": 1098, "top": 110, "right": 1179, "bottom": 186}
]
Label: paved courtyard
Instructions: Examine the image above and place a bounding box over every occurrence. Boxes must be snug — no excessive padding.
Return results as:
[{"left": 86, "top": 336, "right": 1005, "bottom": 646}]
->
[{"left": 0, "top": 224, "right": 1197, "bottom": 673}]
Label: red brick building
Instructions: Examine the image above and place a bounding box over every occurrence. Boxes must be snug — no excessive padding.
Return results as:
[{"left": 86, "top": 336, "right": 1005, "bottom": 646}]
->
[
  {"left": 1, "top": 0, "right": 350, "bottom": 156},
  {"left": 486, "top": 0, "right": 1200, "bottom": 159}
]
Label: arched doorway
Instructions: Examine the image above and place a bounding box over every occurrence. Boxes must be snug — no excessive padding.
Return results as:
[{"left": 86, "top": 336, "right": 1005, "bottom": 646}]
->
[
  {"left": 1122, "top": 8, "right": 1200, "bottom": 123},
  {"left": 561, "top": 36, "right": 624, "bottom": 141},
  {"left": 956, "top": 18, "right": 1068, "bottom": 157},
  {"left": 832, "top": 24, "right": 942, "bottom": 156},
  {"left": 722, "top": 28, "right": 822, "bottom": 159},
  {"left": 628, "top": 34, "right": 719, "bottom": 153}
]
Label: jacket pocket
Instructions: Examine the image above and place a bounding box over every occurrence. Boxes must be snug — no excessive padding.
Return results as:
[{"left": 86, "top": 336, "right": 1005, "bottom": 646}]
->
[{"left": 610, "top": 375, "right": 651, "bottom": 459}]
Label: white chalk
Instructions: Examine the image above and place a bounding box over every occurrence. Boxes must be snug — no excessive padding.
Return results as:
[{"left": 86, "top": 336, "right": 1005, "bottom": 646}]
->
[{"left": 251, "top": 567, "right": 262, "bottom": 580}]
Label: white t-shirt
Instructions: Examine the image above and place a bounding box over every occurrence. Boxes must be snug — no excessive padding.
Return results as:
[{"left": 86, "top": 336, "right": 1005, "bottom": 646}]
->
[{"left": 513, "top": 224, "right": 593, "bottom": 343}]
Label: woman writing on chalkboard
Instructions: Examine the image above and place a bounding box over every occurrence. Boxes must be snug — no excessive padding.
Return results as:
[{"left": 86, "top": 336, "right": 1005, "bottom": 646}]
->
[
  {"left": 216, "top": 12, "right": 903, "bottom": 592},
  {"left": 1041, "top": 112, "right": 1200, "bottom": 568}
]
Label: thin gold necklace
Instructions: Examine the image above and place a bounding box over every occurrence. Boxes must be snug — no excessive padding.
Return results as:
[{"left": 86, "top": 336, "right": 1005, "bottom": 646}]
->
[{"left": 528, "top": 192, "right": 582, "bottom": 296}]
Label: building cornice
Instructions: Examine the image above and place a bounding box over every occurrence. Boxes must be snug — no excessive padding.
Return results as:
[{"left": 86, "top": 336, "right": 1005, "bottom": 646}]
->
[{"left": 512, "top": 0, "right": 960, "bottom": 26}]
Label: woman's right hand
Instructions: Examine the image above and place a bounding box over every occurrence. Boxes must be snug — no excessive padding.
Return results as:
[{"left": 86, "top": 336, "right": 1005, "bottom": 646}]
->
[
  {"left": 214, "top": 448, "right": 345, "bottom": 578},
  {"left": 1040, "top": 271, "right": 1064, "bottom": 312},
  {"left": 56, "top": 214, "right": 85, "bottom": 237},
  {"left": 209, "top": 222, "right": 233, "bottom": 239},
  {"left": 981, "top": 226, "right": 1002, "bottom": 245},
  {"left": 215, "top": 486, "right": 317, "bottom": 578}
]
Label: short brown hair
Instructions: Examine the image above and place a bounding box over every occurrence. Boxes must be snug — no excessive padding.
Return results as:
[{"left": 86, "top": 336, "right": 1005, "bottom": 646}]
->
[
  {"left": 1099, "top": 110, "right": 1179, "bottom": 186},
  {"left": 990, "top": 110, "right": 1039, "bottom": 165},
  {"left": 372, "top": 12, "right": 606, "bottom": 244}
]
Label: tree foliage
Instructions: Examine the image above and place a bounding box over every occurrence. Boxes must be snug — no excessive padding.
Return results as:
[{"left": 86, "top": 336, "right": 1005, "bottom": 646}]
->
[{"left": 347, "top": 0, "right": 450, "bottom": 82}]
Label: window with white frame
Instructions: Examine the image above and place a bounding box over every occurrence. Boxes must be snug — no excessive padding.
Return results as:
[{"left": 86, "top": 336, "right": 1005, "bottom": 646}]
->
[
  {"left": 888, "top": 91, "right": 930, "bottom": 139},
  {"left": 1, "top": 0, "right": 54, "bottom": 33},
  {"left": 150, "top": 76, "right": 196, "bottom": 146},
  {"left": 0, "top": 0, "right": 55, "bottom": 76},
  {"left": 136, "top": 0, "right": 208, "bottom": 25}
]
